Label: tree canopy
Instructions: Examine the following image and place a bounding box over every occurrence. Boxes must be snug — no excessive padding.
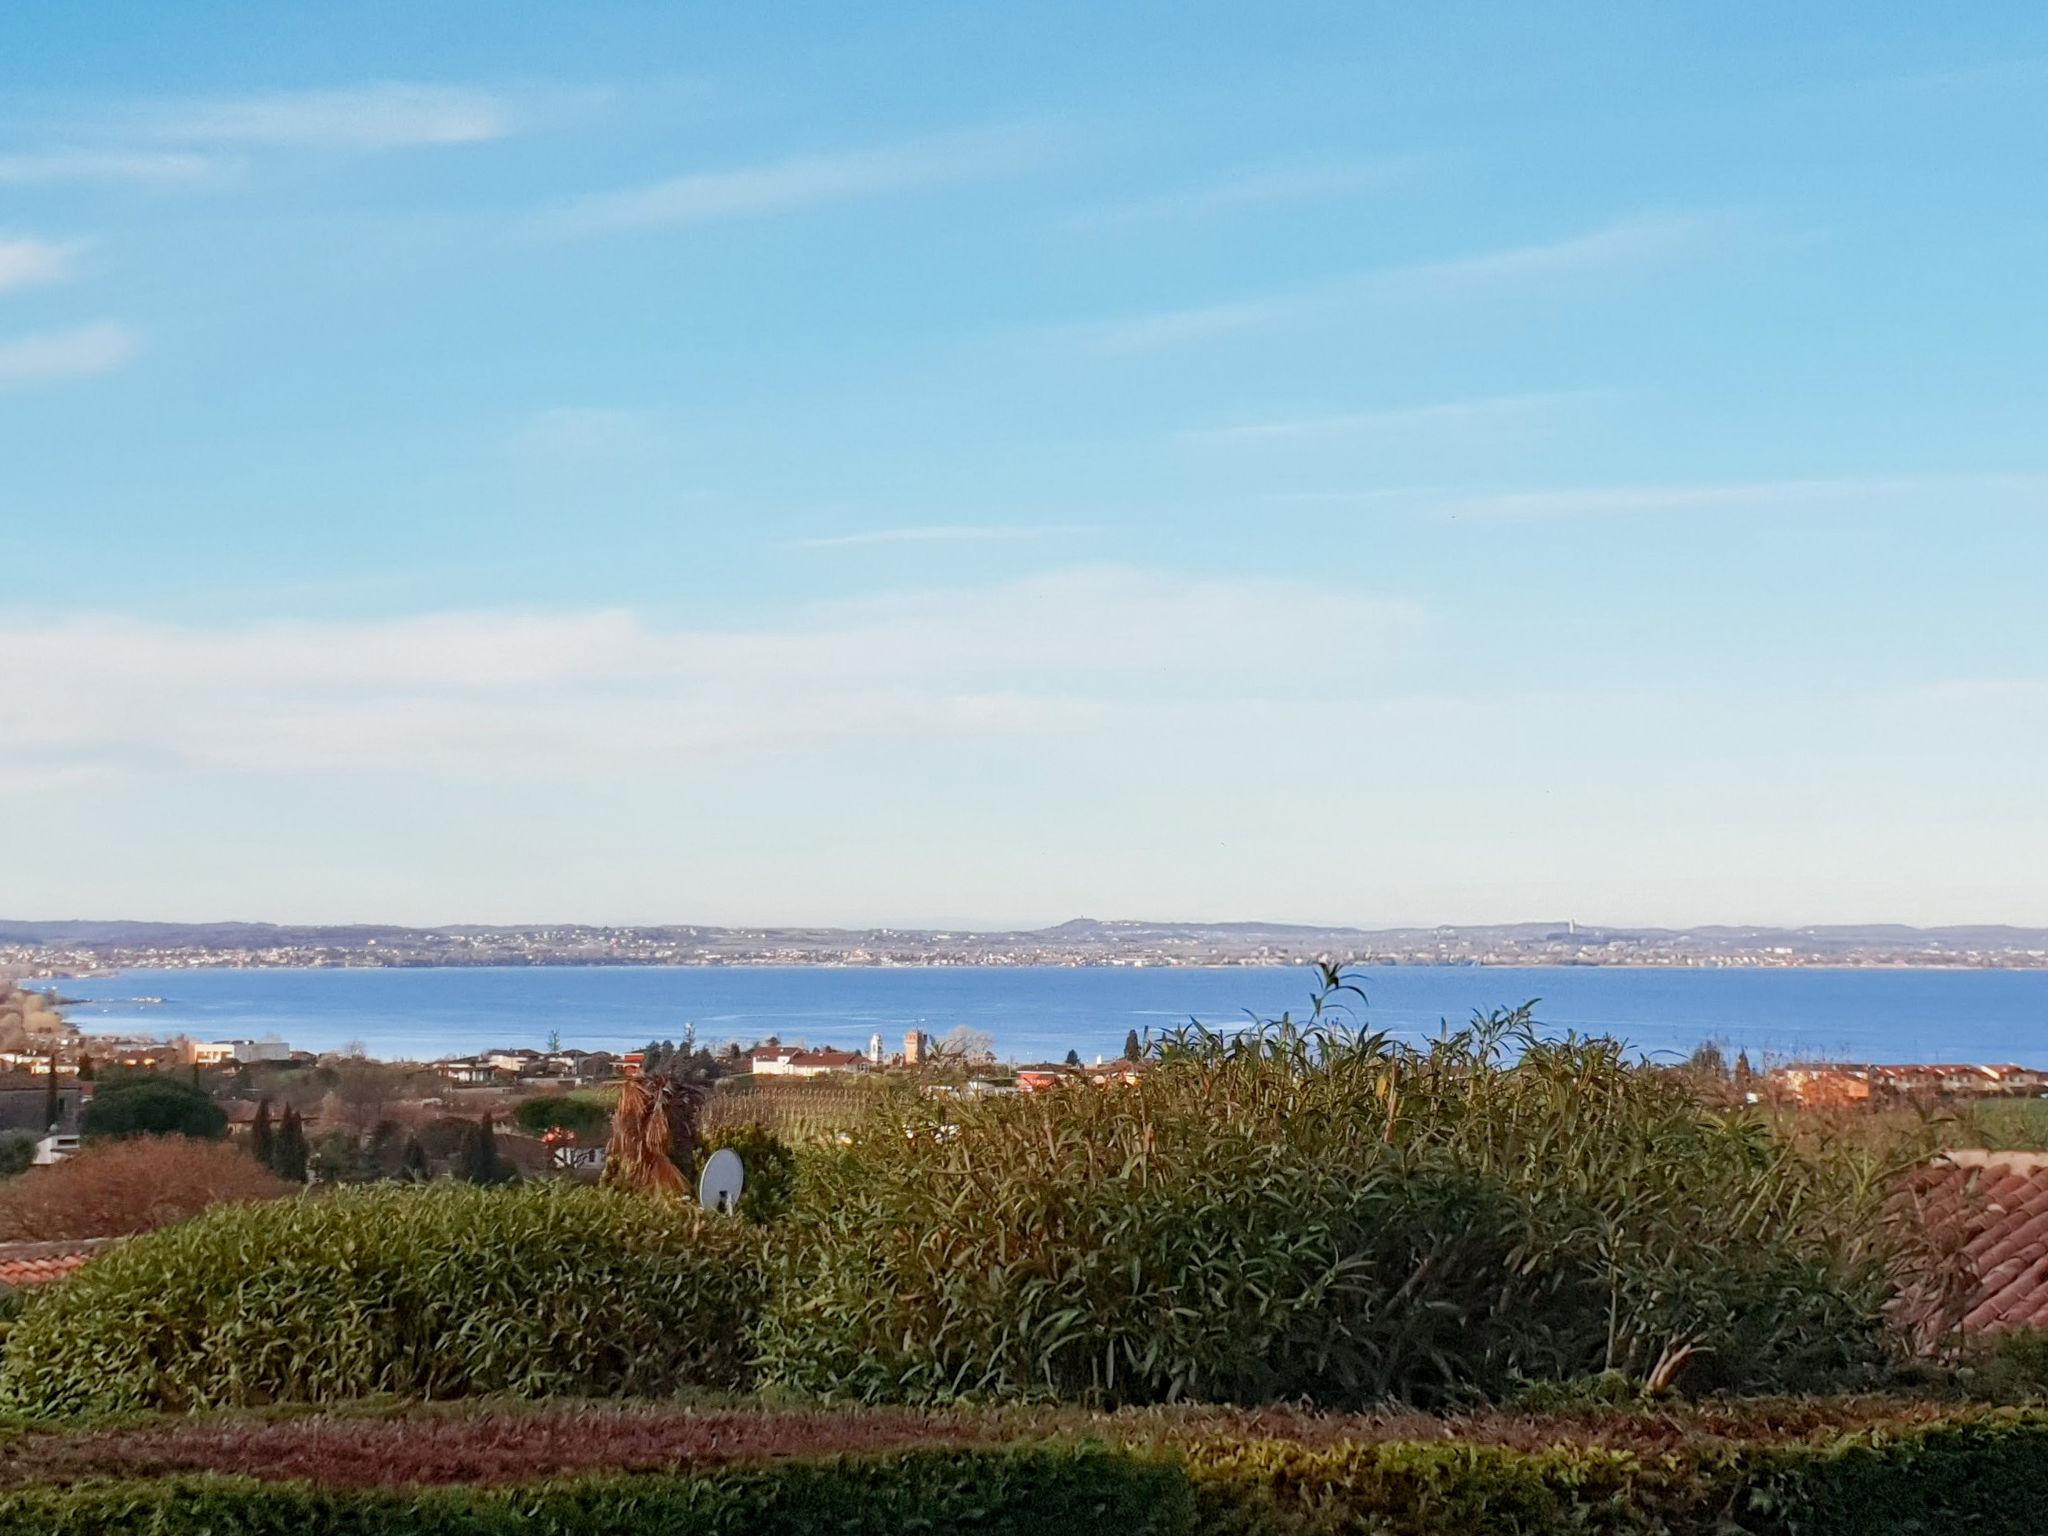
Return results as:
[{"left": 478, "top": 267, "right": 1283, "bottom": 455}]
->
[{"left": 81, "top": 1079, "right": 228, "bottom": 1142}]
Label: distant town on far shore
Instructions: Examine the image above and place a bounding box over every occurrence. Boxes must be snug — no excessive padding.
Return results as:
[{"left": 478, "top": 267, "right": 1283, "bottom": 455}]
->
[{"left": 4, "top": 916, "right": 2045, "bottom": 979}]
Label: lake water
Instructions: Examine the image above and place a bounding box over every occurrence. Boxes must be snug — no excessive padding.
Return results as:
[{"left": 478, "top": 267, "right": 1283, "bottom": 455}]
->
[{"left": 50, "top": 964, "right": 2048, "bottom": 1067}]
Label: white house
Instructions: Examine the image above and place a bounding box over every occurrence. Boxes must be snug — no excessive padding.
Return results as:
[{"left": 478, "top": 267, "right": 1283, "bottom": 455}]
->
[{"left": 190, "top": 1039, "right": 292, "bottom": 1066}]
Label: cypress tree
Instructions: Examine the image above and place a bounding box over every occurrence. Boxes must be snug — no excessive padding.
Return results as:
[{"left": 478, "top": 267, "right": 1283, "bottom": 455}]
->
[
  {"left": 43, "top": 1049, "right": 59, "bottom": 1132},
  {"left": 274, "top": 1106, "right": 310, "bottom": 1183},
  {"left": 460, "top": 1114, "right": 503, "bottom": 1185},
  {"left": 77, "top": 1053, "right": 95, "bottom": 1082},
  {"left": 250, "top": 1098, "right": 275, "bottom": 1169},
  {"left": 400, "top": 1135, "right": 430, "bottom": 1182},
  {"left": 1122, "top": 1029, "right": 1143, "bottom": 1064},
  {"left": 1064, "top": 1048, "right": 1081, "bottom": 1066}
]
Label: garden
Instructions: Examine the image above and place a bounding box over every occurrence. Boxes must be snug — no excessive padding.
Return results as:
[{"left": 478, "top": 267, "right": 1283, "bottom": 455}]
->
[{"left": 2, "top": 969, "right": 2045, "bottom": 1532}]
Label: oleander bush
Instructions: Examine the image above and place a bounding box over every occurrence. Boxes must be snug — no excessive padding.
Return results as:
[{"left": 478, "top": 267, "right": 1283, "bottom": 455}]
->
[
  {"left": 0, "top": 1182, "right": 765, "bottom": 1415},
  {"left": 756, "top": 971, "right": 1908, "bottom": 1408}
]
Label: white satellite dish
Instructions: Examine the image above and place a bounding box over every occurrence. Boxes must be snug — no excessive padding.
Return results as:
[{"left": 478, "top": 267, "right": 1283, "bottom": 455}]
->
[{"left": 697, "top": 1147, "right": 745, "bottom": 1214}]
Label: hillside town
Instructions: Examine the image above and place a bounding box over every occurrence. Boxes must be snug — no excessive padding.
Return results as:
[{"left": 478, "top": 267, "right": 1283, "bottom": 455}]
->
[{"left": 6, "top": 917, "right": 2046, "bottom": 978}]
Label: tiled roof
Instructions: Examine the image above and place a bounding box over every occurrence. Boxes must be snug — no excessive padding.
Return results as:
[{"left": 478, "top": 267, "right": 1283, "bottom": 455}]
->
[
  {"left": 0, "top": 1237, "right": 114, "bottom": 1290},
  {"left": 1897, "top": 1153, "right": 2048, "bottom": 1341}
]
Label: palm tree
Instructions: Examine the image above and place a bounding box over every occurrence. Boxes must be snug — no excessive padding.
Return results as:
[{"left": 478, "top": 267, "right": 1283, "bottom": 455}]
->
[{"left": 600, "top": 1073, "right": 703, "bottom": 1196}]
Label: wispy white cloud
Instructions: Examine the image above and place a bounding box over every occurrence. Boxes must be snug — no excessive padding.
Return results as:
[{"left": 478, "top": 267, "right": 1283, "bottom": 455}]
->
[
  {"left": 147, "top": 83, "right": 513, "bottom": 150},
  {"left": 1076, "top": 157, "right": 1428, "bottom": 225},
  {"left": 1376, "top": 213, "right": 1716, "bottom": 296},
  {"left": 0, "top": 149, "right": 223, "bottom": 187},
  {"left": 786, "top": 525, "right": 1091, "bottom": 551},
  {"left": 0, "top": 320, "right": 138, "bottom": 386},
  {"left": 0, "top": 569, "right": 1418, "bottom": 779},
  {"left": 548, "top": 125, "right": 1046, "bottom": 236},
  {"left": 514, "top": 406, "right": 664, "bottom": 460},
  {"left": 0, "top": 237, "right": 82, "bottom": 291},
  {"left": 1187, "top": 389, "right": 1610, "bottom": 446},
  {"left": 1433, "top": 474, "right": 2048, "bottom": 520},
  {"left": 1047, "top": 212, "right": 1719, "bottom": 356}
]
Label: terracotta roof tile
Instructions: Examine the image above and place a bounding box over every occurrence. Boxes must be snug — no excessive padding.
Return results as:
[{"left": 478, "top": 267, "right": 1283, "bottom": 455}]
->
[
  {"left": 1906, "top": 1160, "right": 2048, "bottom": 1342},
  {"left": 0, "top": 1238, "right": 113, "bottom": 1289}
]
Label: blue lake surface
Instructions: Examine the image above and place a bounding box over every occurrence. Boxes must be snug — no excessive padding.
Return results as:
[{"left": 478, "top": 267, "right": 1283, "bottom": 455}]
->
[{"left": 52, "top": 964, "right": 2048, "bottom": 1067}]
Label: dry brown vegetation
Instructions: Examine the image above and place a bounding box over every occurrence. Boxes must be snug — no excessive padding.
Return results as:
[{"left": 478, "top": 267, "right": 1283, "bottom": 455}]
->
[
  {"left": 0, "top": 1136, "right": 289, "bottom": 1242},
  {"left": 0, "top": 984, "right": 65, "bottom": 1053}
]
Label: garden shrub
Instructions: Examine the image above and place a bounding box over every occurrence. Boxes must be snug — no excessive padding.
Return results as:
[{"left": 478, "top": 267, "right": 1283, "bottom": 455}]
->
[
  {"left": 698, "top": 1122, "right": 798, "bottom": 1223},
  {"left": 755, "top": 980, "right": 1901, "bottom": 1408},
  {"left": 0, "top": 1135, "right": 289, "bottom": 1241},
  {"left": 81, "top": 1078, "right": 228, "bottom": 1141},
  {"left": 512, "top": 1095, "right": 610, "bottom": 1140},
  {"left": 0, "top": 1133, "right": 34, "bottom": 1180},
  {"left": 0, "top": 1181, "right": 765, "bottom": 1415}
]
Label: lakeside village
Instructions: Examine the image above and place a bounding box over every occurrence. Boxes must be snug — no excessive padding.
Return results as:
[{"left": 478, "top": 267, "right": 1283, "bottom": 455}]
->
[
  {"left": 9, "top": 917, "right": 2048, "bottom": 977},
  {"left": 6, "top": 974, "right": 2048, "bottom": 1179},
  {"left": 0, "top": 977, "right": 1162, "bottom": 1178}
]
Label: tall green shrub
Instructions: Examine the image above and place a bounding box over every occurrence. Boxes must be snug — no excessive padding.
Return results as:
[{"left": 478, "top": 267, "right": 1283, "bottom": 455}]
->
[
  {"left": 1, "top": 1182, "right": 765, "bottom": 1416},
  {"left": 755, "top": 974, "right": 1902, "bottom": 1407},
  {"left": 81, "top": 1079, "right": 226, "bottom": 1141},
  {"left": 699, "top": 1123, "right": 799, "bottom": 1223}
]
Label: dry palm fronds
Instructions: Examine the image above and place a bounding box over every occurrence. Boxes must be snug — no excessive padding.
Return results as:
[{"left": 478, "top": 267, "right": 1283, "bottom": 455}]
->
[{"left": 601, "top": 1075, "right": 690, "bottom": 1197}]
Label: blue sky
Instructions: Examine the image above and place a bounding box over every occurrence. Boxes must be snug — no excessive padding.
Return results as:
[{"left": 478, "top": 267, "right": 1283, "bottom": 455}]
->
[{"left": 2, "top": 3, "right": 2044, "bottom": 927}]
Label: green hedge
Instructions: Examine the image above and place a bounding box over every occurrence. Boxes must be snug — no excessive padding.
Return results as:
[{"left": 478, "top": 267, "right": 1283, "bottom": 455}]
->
[
  {"left": 5, "top": 1416, "right": 2048, "bottom": 1534},
  {"left": 0, "top": 1447, "right": 1184, "bottom": 1536},
  {"left": 0, "top": 1183, "right": 764, "bottom": 1415}
]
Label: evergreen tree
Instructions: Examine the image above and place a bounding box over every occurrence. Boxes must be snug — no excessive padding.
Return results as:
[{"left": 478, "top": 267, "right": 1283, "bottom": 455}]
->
[
  {"left": 1122, "top": 1029, "right": 1143, "bottom": 1064},
  {"left": 460, "top": 1114, "right": 504, "bottom": 1185},
  {"left": 77, "top": 1053, "right": 95, "bottom": 1082},
  {"left": 400, "top": 1135, "right": 430, "bottom": 1182},
  {"left": 250, "top": 1098, "right": 276, "bottom": 1169},
  {"left": 43, "top": 1049, "right": 59, "bottom": 1132},
  {"left": 273, "top": 1106, "right": 310, "bottom": 1183},
  {"left": 1064, "top": 1048, "right": 1081, "bottom": 1067}
]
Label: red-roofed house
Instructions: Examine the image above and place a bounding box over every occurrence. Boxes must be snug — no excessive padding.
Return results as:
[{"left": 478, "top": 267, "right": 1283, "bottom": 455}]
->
[{"left": 752, "top": 1047, "right": 868, "bottom": 1078}]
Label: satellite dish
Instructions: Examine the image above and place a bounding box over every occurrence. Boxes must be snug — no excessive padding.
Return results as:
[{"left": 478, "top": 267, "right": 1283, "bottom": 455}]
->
[{"left": 697, "top": 1147, "right": 745, "bottom": 1214}]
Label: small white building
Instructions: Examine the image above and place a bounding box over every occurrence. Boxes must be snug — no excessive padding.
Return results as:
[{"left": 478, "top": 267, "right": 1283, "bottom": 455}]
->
[
  {"left": 751, "top": 1047, "right": 870, "bottom": 1078},
  {"left": 190, "top": 1039, "right": 292, "bottom": 1066}
]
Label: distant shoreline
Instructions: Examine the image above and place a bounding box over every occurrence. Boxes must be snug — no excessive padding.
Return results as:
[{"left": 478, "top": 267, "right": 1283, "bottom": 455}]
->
[{"left": 40, "top": 956, "right": 2048, "bottom": 981}]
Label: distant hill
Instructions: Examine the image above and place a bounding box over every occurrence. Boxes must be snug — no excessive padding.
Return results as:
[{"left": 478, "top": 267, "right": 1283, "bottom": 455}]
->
[{"left": 4, "top": 916, "right": 2044, "bottom": 955}]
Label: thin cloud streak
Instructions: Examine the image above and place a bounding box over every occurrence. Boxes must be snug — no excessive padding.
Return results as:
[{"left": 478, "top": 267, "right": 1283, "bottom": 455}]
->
[
  {"left": 0, "top": 149, "right": 222, "bottom": 186},
  {"left": 548, "top": 125, "right": 1047, "bottom": 235},
  {"left": 1077, "top": 156, "right": 1428, "bottom": 224},
  {"left": 1047, "top": 212, "right": 1719, "bottom": 356},
  {"left": 1188, "top": 389, "right": 1611, "bottom": 446},
  {"left": 0, "top": 237, "right": 81, "bottom": 291},
  {"left": 1435, "top": 474, "right": 2048, "bottom": 520},
  {"left": 787, "top": 525, "right": 1091, "bottom": 551},
  {"left": 147, "top": 83, "right": 513, "bottom": 149},
  {"left": 0, "top": 320, "right": 138, "bottom": 386}
]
